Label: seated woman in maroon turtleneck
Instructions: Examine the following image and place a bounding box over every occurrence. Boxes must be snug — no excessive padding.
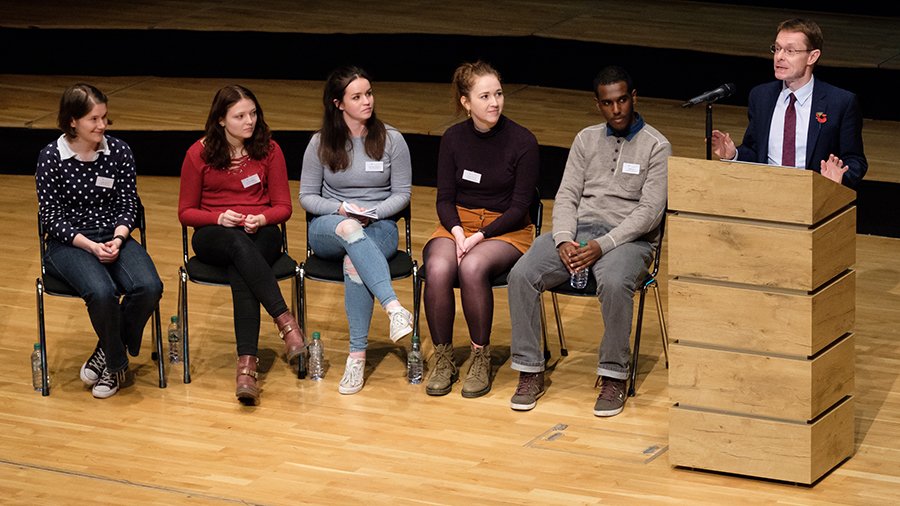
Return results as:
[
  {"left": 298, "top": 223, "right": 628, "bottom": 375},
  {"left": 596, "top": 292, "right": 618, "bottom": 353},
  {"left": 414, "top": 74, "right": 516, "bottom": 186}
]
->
[{"left": 422, "top": 61, "right": 540, "bottom": 399}]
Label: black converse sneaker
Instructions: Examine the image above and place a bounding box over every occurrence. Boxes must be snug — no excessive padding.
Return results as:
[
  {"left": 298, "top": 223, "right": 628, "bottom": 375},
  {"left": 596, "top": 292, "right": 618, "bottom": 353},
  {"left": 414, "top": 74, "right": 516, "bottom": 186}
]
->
[
  {"left": 80, "top": 346, "right": 106, "bottom": 387},
  {"left": 92, "top": 367, "right": 125, "bottom": 399}
]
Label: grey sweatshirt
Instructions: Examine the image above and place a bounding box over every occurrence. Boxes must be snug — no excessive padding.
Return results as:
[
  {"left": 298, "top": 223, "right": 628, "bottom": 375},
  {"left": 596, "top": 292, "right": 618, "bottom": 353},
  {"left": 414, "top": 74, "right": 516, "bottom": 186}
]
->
[
  {"left": 552, "top": 120, "right": 671, "bottom": 253},
  {"left": 300, "top": 125, "right": 412, "bottom": 219}
]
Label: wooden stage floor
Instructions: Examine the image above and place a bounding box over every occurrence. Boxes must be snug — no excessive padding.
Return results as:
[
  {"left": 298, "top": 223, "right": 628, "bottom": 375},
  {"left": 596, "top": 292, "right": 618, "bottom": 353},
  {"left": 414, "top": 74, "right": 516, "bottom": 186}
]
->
[
  {"left": 2, "top": 1, "right": 899, "bottom": 503},
  {"left": 1, "top": 174, "right": 899, "bottom": 504}
]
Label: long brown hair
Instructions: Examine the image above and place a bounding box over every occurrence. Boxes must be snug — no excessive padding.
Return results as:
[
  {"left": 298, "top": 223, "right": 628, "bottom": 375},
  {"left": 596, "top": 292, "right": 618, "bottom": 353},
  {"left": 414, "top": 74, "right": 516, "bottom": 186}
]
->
[
  {"left": 202, "top": 85, "right": 272, "bottom": 170},
  {"left": 317, "top": 66, "right": 386, "bottom": 172}
]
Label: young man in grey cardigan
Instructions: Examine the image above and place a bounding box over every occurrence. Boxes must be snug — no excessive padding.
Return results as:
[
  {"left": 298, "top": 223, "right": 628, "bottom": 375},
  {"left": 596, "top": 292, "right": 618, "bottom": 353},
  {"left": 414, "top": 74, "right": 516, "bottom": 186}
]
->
[{"left": 507, "top": 66, "right": 671, "bottom": 417}]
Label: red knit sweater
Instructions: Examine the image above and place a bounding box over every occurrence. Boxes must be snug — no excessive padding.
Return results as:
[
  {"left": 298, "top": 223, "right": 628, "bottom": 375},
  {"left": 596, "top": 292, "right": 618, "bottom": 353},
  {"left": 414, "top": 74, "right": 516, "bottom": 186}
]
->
[{"left": 178, "top": 139, "right": 292, "bottom": 227}]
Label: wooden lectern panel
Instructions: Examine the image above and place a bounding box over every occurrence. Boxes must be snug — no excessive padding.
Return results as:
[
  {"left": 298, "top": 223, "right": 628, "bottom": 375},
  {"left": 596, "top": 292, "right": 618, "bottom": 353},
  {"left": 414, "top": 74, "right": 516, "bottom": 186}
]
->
[
  {"left": 669, "top": 396, "right": 855, "bottom": 485},
  {"left": 668, "top": 207, "right": 856, "bottom": 291},
  {"left": 668, "top": 156, "right": 856, "bottom": 225},
  {"left": 668, "top": 334, "right": 854, "bottom": 420},
  {"left": 668, "top": 271, "right": 855, "bottom": 356}
]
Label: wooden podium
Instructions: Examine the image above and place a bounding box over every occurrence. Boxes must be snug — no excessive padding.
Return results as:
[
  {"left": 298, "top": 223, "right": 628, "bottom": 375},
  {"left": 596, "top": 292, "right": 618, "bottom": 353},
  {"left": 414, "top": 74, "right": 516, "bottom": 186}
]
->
[{"left": 666, "top": 156, "right": 856, "bottom": 484}]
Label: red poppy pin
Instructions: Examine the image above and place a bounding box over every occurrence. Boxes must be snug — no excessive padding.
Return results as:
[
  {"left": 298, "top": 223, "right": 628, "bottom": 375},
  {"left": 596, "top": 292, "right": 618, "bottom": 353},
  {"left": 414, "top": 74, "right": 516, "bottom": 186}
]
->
[{"left": 815, "top": 112, "right": 827, "bottom": 124}]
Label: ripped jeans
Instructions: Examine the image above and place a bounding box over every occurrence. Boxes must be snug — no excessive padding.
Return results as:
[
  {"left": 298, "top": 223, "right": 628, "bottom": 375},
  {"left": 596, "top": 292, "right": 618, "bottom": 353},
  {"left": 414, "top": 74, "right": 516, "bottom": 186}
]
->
[{"left": 307, "top": 215, "right": 399, "bottom": 352}]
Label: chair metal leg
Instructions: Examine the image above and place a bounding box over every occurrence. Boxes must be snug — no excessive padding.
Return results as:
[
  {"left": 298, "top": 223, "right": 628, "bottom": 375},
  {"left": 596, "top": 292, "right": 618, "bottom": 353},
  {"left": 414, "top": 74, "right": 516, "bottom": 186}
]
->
[
  {"left": 651, "top": 282, "right": 669, "bottom": 368},
  {"left": 539, "top": 294, "right": 551, "bottom": 362},
  {"left": 296, "top": 265, "right": 308, "bottom": 380},
  {"left": 36, "top": 279, "right": 50, "bottom": 396},
  {"left": 290, "top": 266, "right": 308, "bottom": 380},
  {"left": 550, "top": 293, "right": 569, "bottom": 356},
  {"left": 298, "top": 264, "right": 307, "bottom": 336},
  {"left": 413, "top": 272, "right": 421, "bottom": 338},
  {"left": 628, "top": 288, "right": 649, "bottom": 397},
  {"left": 178, "top": 267, "right": 191, "bottom": 384},
  {"left": 153, "top": 304, "right": 166, "bottom": 388}
]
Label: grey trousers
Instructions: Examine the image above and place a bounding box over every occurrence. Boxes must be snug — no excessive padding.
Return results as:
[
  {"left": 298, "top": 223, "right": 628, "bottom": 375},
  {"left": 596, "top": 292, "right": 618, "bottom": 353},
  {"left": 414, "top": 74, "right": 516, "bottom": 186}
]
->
[{"left": 508, "top": 230, "right": 652, "bottom": 379}]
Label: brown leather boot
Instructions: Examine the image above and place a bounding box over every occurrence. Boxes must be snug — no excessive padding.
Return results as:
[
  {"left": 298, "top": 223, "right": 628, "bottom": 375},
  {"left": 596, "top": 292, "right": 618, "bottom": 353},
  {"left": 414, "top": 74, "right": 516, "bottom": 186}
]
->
[
  {"left": 274, "top": 311, "right": 307, "bottom": 363},
  {"left": 236, "top": 355, "right": 259, "bottom": 405}
]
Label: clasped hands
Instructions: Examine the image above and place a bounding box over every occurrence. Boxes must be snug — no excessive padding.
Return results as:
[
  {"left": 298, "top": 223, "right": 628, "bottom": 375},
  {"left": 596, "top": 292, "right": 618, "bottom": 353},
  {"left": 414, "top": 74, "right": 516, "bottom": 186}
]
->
[
  {"left": 557, "top": 240, "right": 602, "bottom": 274},
  {"left": 89, "top": 239, "right": 122, "bottom": 263},
  {"left": 218, "top": 209, "right": 267, "bottom": 233},
  {"left": 451, "top": 226, "right": 484, "bottom": 264}
]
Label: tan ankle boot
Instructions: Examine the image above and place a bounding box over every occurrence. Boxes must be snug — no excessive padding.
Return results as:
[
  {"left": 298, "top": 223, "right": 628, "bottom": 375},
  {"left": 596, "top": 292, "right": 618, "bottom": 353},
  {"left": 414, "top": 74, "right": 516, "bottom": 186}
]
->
[
  {"left": 462, "top": 345, "right": 492, "bottom": 398},
  {"left": 274, "top": 311, "right": 307, "bottom": 363},
  {"left": 236, "top": 355, "right": 259, "bottom": 405},
  {"left": 426, "top": 343, "right": 458, "bottom": 396}
]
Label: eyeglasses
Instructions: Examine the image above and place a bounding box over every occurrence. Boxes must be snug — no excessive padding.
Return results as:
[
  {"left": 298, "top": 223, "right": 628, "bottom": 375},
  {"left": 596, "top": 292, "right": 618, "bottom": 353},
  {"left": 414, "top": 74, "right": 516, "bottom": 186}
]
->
[{"left": 770, "top": 44, "right": 813, "bottom": 57}]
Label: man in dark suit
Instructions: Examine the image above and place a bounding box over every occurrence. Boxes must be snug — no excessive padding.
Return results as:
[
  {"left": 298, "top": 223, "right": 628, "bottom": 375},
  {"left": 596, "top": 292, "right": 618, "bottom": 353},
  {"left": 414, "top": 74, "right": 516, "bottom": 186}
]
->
[{"left": 712, "top": 18, "right": 867, "bottom": 188}]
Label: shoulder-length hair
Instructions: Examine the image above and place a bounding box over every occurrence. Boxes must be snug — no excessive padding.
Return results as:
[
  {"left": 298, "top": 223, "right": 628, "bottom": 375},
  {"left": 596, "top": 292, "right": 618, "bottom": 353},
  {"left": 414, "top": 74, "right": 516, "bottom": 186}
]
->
[
  {"left": 57, "top": 83, "right": 109, "bottom": 139},
  {"left": 318, "top": 66, "right": 386, "bottom": 172},
  {"left": 202, "top": 84, "right": 271, "bottom": 170}
]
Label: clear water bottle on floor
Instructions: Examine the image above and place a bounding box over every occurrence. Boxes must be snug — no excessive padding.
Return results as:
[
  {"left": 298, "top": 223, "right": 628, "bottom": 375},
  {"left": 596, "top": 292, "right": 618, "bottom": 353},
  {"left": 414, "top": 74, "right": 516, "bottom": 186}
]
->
[
  {"left": 570, "top": 241, "right": 589, "bottom": 289},
  {"left": 407, "top": 335, "right": 423, "bottom": 384},
  {"left": 167, "top": 315, "right": 181, "bottom": 364},
  {"left": 308, "top": 332, "right": 325, "bottom": 380},
  {"left": 31, "top": 343, "right": 44, "bottom": 391}
]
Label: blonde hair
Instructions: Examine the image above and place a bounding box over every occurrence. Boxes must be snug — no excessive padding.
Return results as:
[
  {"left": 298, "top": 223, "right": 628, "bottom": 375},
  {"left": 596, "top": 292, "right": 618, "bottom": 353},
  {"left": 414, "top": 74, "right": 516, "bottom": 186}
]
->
[{"left": 451, "top": 61, "right": 501, "bottom": 115}]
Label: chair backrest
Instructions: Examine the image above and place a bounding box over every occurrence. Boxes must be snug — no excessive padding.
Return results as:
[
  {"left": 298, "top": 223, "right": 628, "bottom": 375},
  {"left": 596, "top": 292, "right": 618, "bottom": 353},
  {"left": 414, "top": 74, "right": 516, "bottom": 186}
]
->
[
  {"left": 530, "top": 187, "right": 543, "bottom": 238},
  {"left": 304, "top": 203, "right": 413, "bottom": 260},
  {"left": 647, "top": 209, "right": 667, "bottom": 280},
  {"left": 39, "top": 199, "right": 149, "bottom": 277}
]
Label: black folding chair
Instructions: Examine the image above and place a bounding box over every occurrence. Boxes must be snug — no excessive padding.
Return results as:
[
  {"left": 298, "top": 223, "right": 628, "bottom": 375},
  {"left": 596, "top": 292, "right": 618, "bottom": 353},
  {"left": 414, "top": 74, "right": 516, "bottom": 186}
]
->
[
  {"left": 35, "top": 201, "right": 165, "bottom": 396},
  {"left": 298, "top": 203, "right": 418, "bottom": 358},
  {"left": 541, "top": 213, "right": 669, "bottom": 397},
  {"left": 177, "top": 223, "right": 302, "bottom": 382},
  {"left": 413, "top": 188, "right": 559, "bottom": 362}
]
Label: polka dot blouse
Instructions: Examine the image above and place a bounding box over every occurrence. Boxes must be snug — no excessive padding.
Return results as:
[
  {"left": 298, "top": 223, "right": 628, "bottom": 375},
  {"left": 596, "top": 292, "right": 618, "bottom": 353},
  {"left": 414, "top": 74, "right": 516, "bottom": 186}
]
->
[{"left": 36, "top": 135, "right": 138, "bottom": 244}]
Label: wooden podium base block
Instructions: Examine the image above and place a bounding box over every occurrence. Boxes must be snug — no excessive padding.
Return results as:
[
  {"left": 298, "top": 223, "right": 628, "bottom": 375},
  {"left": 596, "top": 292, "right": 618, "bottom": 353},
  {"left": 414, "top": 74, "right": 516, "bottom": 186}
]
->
[
  {"left": 668, "top": 206, "right": 856, "bottom": 291},
  {"left": 669, "top": 396, "right": 855, "bottom": 485},
  {"left": 669, "top": 334, "right": 855, "bottom": 420},
  {"left": 669, "top": 271, "right": 855, "bottom": 356}
]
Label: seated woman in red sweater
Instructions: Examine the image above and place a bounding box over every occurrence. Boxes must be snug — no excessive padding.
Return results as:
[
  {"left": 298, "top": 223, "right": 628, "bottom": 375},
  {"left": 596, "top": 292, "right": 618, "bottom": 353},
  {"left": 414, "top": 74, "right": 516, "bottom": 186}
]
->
[
  {"left": 422, "top": 61, "right": 540, "bottom": 398},
  {"left": 178, "top": 84, "right": 305, "bottom": 405}
]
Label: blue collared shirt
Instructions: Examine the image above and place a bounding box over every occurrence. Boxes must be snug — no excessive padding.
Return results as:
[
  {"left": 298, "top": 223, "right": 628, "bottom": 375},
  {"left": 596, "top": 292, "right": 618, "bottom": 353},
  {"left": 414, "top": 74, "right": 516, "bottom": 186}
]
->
[{"left": 606, "top": 112, "right": 646, "bottom": 141}]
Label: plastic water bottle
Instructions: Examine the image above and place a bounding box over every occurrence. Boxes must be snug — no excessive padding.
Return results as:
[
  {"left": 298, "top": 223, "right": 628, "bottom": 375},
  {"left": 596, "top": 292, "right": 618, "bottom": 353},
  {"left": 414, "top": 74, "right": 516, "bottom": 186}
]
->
[
  {"left": 31, "top": 343, "right": 44, "bottom": 391},
  {"left": 308, "top": 332, "right": 325, "bottom": 380},
  {"left": 570, "top": 241, "right": 590, "bottom": 289},
  {"left": 167, "top": 316, "right": 181, "bottom": 364},
  {"left": 407, "top": 335, "right": 423, "bottom": 384}
]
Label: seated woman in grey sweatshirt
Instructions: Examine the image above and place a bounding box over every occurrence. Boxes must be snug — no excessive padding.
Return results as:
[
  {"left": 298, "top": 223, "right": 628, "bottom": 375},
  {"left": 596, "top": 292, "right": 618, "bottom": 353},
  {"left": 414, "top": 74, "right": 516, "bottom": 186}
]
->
[{"left": 300, "top": 65, "right": 413, "bottom": 395}]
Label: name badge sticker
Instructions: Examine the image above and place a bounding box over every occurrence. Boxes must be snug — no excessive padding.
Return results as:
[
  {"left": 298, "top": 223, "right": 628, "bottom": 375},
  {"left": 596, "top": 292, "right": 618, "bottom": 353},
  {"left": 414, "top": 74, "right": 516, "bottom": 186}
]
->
[
  {"left": 622, "top": 163, "right": 641, "bottom": 175},
  {"left": 462, "top": 170, "right": 482, "bottom": 183},
  {"left": 241, "top": 173, "right": 261, "bottom": 188},
  {"left": 95, "top": 176, "right": 114, "bottom": 188},
  {"left": 365, "top": 161, "right": 384, "bottom": 172}
]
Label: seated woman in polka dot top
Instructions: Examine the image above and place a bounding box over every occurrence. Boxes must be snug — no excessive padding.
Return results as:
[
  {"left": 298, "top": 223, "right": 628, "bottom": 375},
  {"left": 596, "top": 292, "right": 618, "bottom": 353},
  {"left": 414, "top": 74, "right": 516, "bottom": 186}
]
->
[{"left": 35, "top": 83, "right": 163, "bottom": 399}]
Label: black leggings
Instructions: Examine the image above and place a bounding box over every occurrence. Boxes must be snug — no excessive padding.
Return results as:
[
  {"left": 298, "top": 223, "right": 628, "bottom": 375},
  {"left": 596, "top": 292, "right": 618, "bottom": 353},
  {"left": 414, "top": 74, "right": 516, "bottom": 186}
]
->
[{"left": 192, "top": 225, "right": 288, "bottom": 356}]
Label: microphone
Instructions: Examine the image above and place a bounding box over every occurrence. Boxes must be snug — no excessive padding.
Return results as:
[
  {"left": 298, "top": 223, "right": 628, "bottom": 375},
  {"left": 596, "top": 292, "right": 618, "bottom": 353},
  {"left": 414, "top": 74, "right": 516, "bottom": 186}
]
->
[{"left": 682, "top": 83, "right": 736, "bottom": 108}]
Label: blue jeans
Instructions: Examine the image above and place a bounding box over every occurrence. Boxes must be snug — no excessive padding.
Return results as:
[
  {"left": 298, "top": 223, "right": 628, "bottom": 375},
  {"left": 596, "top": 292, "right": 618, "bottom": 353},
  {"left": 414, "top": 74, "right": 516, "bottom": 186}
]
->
[
  {"left": 308, "top": 215, "right": 399, "bottom": 352},
  {"left": 45, "top": 228, "right": 163, "bottom": 372}
]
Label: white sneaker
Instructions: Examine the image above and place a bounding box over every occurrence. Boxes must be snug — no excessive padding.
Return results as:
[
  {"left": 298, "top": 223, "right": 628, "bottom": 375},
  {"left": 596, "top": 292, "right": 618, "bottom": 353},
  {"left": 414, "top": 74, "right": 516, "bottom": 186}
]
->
[
  {"left": 92, "top": 368, "right": 125, "bottom": 399},
  {"left": 388, "top": 307, "right": 413, "bottom": 343},
  {"left": 338, "top": 356, "right": 366, "bottom": 395}
]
